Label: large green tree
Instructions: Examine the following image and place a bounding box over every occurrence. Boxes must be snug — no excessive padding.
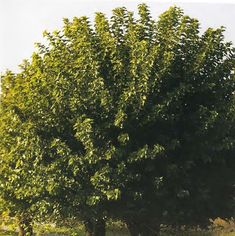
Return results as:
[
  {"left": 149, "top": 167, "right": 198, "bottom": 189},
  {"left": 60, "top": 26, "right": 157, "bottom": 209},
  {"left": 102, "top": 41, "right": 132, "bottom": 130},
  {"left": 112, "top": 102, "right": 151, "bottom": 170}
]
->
[{"left": 0, "top": 4, "right": 235, "bottom": 236}]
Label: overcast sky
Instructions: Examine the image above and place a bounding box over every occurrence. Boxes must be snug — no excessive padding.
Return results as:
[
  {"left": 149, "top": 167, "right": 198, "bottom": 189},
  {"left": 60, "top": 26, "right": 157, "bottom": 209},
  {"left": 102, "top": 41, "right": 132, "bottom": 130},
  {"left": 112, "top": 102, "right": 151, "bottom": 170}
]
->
[{"left": 0, "top": 0, "right": 235, "bottom": 72}]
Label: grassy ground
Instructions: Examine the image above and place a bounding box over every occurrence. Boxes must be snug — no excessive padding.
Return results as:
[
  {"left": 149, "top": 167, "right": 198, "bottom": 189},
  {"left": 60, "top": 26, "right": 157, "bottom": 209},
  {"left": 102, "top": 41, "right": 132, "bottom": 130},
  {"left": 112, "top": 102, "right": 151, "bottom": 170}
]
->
[
  {"left": 0, "top": 230, "right": 235, "bottom": 236},
  {"left": 1, "top": 229, "right": 235, "bottom": 236},
  {"left": 1, "top": 218, "right": 235, "bottom": 236}
]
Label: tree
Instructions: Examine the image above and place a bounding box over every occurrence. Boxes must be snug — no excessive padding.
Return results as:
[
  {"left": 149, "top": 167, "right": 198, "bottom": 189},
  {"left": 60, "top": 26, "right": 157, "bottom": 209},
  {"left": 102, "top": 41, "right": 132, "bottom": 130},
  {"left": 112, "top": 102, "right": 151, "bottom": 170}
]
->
[{"left": 0, "top": 4, "right": 235, "bottom": 236}]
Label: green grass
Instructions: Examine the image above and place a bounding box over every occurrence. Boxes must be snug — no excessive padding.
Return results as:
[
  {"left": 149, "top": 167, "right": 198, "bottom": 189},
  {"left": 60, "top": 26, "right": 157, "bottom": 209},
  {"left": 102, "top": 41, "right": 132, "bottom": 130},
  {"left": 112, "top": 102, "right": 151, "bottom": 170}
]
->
[
  {"left": 1, "top": 220, "right": 235, "bottom": 236},
  {"left": 1, "top": 229, "right": 235, "bottom": 236},
  {"left": 0, "top": 230, "right": 17, "bottom": 236}
]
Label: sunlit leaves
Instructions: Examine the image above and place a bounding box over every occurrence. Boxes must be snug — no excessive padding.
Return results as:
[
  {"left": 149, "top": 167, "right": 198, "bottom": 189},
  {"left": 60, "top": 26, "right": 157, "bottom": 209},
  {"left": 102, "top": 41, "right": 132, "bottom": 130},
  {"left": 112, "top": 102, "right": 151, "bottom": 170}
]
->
[{"left": 0, "top": 3, "right": 235, "bottom": 230}]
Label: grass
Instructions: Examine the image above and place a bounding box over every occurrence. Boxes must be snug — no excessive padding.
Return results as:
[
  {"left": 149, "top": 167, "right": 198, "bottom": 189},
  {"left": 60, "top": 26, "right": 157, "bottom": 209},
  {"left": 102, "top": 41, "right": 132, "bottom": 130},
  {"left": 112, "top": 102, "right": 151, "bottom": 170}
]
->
[
  {"left": 1, "top": 217, "right": 235, "bottom": 236},
  {"left": 1, "top": 228, "right": 235, "bottom": 236},
  {"left": 1, "top": 230, "right": 235, "bottom": 236},
  {"left": 0, "top": 230, "right": 17, "bottom": 236}
]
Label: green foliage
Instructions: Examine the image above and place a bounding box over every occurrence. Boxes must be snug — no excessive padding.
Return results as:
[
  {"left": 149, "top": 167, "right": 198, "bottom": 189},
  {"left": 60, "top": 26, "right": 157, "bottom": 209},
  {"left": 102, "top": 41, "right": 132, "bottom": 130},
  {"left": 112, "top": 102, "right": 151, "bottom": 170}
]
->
[{"left": 0, "top": 3, "right": 235, "bottom": 235}]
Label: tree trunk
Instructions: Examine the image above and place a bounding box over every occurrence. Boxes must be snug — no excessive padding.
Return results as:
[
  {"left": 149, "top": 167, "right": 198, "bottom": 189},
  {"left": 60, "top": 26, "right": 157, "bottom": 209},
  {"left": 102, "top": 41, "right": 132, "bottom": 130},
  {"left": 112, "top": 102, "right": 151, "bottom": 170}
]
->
[
  {"left": 84, "top": 218, "right": 105, "bottom": 236},
  {"left": 19, "top": 225, "right": 25, "bottom": 236},
  {"left": 127, "top": 220, "right": 160, "bottom": 236},
  {"left": 18, "top": 217, "right": 33, "bottom": 236},
  {"left": 126, "top": 221, "right": 139, "bottom": 236},
  {"left": 94, "top": 218, "right": 105, "bottom": 236},
  {"left": 84, "top": 219, "right": 94, "bottom": 236}
]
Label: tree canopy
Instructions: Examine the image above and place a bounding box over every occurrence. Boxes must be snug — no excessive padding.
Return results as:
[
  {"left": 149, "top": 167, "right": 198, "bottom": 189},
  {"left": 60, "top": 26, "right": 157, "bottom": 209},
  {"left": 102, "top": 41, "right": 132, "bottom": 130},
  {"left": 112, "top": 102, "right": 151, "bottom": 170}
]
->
[{"left": 0, "top": 4, "right": 235, "bottom": 236}]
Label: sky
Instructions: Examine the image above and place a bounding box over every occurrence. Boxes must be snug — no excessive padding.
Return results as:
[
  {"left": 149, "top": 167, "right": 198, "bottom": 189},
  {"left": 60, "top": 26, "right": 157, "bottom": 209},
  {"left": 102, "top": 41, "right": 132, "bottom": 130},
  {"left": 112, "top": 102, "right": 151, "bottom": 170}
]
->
[{"left": 0, "top": 0, "right": 235, "bottom": 72}]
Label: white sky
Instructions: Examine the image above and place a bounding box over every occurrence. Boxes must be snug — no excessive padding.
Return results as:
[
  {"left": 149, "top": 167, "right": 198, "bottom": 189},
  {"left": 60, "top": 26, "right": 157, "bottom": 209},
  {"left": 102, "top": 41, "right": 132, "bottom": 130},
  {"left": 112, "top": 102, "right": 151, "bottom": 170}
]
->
[{"left": 0, "top": 0, "right": 235, "bottom": 72}]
